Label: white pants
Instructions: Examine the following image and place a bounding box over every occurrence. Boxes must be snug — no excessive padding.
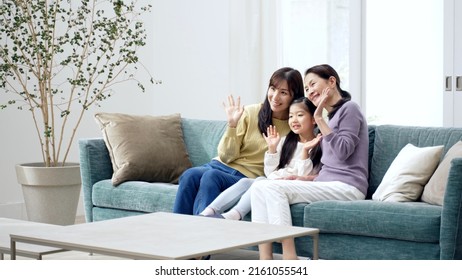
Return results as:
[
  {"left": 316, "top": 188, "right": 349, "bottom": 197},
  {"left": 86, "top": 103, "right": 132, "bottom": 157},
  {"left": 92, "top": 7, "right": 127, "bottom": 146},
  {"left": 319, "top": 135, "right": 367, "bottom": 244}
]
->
[
  {"left": 250, "top": 180, "right": 365, "bottom": 226},
  {"left": 208, "top": 177, "right": 266, "bottom": 217}
]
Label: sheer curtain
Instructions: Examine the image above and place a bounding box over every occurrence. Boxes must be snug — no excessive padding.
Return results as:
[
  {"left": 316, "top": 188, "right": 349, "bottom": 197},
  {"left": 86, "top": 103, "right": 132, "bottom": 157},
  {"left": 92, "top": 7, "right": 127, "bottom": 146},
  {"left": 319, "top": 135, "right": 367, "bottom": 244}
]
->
[
  {"left": 228, "top": 0, "right": 282, "bottom": 102},
  {"left": 280, "top": 0, "right": 353, "bottom": 95}
]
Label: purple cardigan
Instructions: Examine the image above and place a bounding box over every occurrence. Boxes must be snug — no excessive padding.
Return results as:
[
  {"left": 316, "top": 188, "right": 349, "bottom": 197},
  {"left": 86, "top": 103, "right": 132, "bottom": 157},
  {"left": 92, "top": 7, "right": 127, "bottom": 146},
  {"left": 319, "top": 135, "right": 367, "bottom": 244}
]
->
[{"left": 314, "top": 101, "right": 369, "bottom": 196}]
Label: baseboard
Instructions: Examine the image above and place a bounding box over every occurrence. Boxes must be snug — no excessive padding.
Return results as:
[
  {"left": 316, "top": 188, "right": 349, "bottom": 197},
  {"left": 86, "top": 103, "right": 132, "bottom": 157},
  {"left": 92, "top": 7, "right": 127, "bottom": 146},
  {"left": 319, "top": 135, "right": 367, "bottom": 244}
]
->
[
  {"left": 75, "top": 215, "right": 86, "bottom": 224},
  {"left": 0, "top": 195, "right": 85, "bottom": 220},
  {"left": 0, "top": 202, "right": 27, "bottom": 219}
]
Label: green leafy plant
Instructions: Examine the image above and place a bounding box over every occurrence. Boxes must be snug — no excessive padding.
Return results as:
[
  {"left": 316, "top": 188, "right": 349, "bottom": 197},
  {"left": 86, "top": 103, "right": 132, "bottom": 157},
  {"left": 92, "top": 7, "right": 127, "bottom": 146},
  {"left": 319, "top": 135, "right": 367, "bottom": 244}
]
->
[{"left": 0, "top": 0, "right": 158, "bottom": 167}]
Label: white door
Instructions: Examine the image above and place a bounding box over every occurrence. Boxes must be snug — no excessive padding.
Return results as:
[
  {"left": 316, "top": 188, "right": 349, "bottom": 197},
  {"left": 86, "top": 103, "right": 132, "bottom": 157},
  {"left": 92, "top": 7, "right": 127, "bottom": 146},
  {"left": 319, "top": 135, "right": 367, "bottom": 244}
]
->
[
  {"left": 444, "top": 0, "right": 462, "bottom": 127},
  {"left": 453, "top": 0, "right": 462, "bottom": 126}
]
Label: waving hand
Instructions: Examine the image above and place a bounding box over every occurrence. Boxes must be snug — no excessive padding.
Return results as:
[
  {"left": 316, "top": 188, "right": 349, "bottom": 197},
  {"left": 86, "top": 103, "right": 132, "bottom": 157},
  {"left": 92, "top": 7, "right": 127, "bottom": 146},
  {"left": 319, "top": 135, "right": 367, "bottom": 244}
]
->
[
  {"left": 223, "top": 95, "right": 244, "bottom": 128},
  {"left": 263, "top": 125, "right": 281, "bottom": 154}
]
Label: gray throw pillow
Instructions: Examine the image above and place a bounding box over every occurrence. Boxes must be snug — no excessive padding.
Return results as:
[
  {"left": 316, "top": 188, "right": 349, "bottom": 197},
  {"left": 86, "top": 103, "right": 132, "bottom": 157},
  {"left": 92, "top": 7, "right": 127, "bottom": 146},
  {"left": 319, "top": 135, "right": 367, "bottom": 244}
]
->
[
  {"left": 94, "top": 112, "right": 192, "bottom": 186},
  {"left": 422, "top": 141, "right": 462, "bottom": 205}
]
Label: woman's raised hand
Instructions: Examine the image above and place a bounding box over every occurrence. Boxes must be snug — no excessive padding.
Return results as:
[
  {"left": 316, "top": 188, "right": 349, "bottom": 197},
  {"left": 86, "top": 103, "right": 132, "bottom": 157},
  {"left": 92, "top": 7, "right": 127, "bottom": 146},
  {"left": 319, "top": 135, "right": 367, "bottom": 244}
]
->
[
  {"left": 223, "top": 95, "right": 244, "bottom": 128},
  {"left": 314, "top": 87, "right": 330, "bottom": 120},
  {"left": 263, "top": 125, "right": 280, "bottom": 154}
]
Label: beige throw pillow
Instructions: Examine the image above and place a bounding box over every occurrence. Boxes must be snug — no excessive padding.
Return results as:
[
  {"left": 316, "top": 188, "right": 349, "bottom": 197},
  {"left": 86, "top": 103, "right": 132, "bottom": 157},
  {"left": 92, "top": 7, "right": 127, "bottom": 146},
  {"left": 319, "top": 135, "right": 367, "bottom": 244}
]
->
[
  {"left": 94, "top": 112, "right": 192, "bottom": 186},
  {"left": 372, "top": 143, "right": 444, "bottom": 202},
  {"left": 421, "top": 141, "right": 462, "bottom": 205}
]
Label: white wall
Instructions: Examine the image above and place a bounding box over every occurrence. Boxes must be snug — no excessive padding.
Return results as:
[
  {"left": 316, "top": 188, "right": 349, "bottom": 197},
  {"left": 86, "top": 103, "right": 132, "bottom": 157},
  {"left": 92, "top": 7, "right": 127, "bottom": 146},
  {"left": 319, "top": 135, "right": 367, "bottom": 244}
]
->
[{"left": 0, "top": 0, "right": 257, "bottom": 219}]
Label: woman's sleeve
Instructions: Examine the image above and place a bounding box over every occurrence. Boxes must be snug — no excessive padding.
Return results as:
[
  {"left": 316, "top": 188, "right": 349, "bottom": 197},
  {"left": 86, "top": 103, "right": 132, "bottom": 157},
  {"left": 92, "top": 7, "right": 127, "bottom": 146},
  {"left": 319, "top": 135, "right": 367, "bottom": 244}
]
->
[
  {"left": 264, "top": 139, "right": 284, "bottom": 178},
  {"left": 217, "top": 110, "right": 249, "bottom": 163},
  {"left": 323, "top": 102, "right": 362, "bottom": 161}
]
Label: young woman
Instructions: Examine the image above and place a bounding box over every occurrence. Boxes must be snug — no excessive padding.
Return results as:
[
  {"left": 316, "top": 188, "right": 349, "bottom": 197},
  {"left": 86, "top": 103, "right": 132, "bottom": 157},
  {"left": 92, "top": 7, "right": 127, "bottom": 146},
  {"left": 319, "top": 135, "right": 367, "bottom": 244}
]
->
[
  {"left": 251, "top": 64, "right": 369, "bottom": 260},
  {"left": 173, "top": 67, "right": 305, "bottom": 215},
  {"left": 200, "top": 97, "right": 322, "bottom": 220}
]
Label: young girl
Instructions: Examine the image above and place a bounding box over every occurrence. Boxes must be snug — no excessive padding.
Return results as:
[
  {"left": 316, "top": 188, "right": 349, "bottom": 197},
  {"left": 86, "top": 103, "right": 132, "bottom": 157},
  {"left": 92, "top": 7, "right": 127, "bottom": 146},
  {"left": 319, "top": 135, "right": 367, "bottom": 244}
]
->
[
  {"left": 251, "top": 64, "right": 369, "bottom": 260},
  {"left": 173, "top": 67, "right": 305, "bottom": 215},
  {"left": 200, "top": 97, "right": 322, "bottom": 220}
]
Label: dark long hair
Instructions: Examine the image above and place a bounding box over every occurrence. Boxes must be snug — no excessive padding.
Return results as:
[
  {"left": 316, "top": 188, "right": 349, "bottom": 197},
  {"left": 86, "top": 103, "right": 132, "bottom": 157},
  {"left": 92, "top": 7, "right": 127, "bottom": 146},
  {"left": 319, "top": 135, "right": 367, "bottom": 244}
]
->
[
  {"left": 277, "top": 97, "right": 322, "bottom": 172},
  {"left": 258, "top": 67, "right": 305, "bottom": 135},
  {"left": 304, "top": 64, "right": 351, "bottom": 119}
]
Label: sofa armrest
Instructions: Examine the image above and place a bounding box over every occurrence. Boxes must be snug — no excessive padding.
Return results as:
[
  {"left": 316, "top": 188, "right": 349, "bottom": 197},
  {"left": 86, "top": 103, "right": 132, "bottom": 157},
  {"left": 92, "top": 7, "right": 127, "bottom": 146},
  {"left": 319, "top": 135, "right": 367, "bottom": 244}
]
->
[
  {"left": 78, "top": 138, "right": 113, "bottom": 222},
  {"left": 440, "top": 157, "right": 462, "bottom": 259}
]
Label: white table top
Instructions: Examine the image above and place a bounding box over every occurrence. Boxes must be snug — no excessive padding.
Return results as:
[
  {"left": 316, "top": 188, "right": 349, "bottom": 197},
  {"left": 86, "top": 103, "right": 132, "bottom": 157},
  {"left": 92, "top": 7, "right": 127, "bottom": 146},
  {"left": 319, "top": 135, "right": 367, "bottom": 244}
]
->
[
  {"left": 0, "top": 218, "right": 64, "bottom": 258},
  {"left": 10, "top": 212, "right": 319, "bottom": 260}
]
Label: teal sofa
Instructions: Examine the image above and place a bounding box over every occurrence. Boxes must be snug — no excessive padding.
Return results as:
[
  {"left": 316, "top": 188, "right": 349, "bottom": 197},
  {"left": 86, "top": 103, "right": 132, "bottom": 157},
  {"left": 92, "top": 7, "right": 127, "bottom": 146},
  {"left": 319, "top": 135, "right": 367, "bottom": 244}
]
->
[{"left": 79, "top": 118, "right": 462, "bottom": 259}]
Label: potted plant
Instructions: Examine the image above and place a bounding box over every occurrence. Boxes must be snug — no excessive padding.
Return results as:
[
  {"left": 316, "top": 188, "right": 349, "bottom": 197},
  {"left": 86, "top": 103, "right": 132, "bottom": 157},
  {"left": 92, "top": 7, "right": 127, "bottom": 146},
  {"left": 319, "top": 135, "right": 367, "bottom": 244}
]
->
[{"left": 0, "top": 0, "right": 157, "bottom": 225}]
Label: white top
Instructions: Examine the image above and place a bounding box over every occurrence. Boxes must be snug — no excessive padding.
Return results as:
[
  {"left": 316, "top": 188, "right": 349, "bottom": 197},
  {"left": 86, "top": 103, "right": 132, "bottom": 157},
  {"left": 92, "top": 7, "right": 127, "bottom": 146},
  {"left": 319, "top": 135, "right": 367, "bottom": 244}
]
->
[
  {"left": 264, "top": 136, "right": 314, "bottom": 179},
  {"left": 0, "top": 218, "right": 64, "bottom": 257},
  {"left": 9, "top": 212, "right": 319, "bottom": 260}
]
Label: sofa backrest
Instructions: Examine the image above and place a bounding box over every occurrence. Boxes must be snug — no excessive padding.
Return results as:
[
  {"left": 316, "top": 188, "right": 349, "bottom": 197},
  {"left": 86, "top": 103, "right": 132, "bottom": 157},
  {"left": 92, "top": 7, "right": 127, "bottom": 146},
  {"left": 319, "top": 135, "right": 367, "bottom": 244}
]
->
[
  {"left": 367, "top": 124, "right": 462, "bottom": 198},
  {"left": 181, "top": 119, "right": 462, "bottom": 200},
  {"left": 181, "top": 118, "right": 227, "bottom": 167}
]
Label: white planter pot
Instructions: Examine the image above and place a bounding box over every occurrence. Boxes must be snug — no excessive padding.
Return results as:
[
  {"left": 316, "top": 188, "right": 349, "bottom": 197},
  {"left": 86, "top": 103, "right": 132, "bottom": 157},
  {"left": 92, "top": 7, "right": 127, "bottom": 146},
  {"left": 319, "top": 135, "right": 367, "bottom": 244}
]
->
[{"left": 15, "top": 163, "right": 81, "bottom": 225}]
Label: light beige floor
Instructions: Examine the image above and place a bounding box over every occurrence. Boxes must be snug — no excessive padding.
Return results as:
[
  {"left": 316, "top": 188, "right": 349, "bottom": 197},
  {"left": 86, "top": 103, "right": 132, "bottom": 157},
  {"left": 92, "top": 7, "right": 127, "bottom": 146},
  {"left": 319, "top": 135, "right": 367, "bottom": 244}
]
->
[{"left": 3, "top": 248, "right": 278, "bottom": 260}]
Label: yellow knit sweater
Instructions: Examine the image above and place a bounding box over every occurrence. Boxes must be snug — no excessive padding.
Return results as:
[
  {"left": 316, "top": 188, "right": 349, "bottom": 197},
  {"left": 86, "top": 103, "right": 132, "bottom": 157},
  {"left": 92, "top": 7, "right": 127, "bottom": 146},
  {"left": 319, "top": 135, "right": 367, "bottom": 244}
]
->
[{"left": 216, "top": 103, "right": 291, "bottom": 178}]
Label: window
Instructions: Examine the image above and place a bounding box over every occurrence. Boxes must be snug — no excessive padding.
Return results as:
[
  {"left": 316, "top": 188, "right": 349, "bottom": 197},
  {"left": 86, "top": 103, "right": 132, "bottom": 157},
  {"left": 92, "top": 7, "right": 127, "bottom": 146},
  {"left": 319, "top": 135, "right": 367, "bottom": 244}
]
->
[
  {"left": 280, "top": 0, "right": 353, "bottom": 94},
  {"left": 280, "top": 0, "right": 444, "bottom": 127},
  {"left": 364, "top": 0, "right": 443, "bottom": 126}
]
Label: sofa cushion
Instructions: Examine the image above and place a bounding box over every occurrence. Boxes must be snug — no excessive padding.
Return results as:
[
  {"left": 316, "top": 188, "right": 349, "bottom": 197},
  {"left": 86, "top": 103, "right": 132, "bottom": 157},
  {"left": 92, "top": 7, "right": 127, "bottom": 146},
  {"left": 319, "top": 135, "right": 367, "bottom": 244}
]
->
[
  {"left": 92, "top": 179, "right": 178, "bottom": 213},
  {"left": 422, "top": 141, "right": 462, "bottom": 205},
  {"left": 372, "top": 143, "right": 443, "bottom": 202},
  {"left": 94, "top": 112, "right": 192, "bottom": 186},
  {"left": 368, "top": 125, "right": 462, "bottom": 195},
  {"left": 181, "top": 118, "right": 227, "bottom": 167},
  {"left": 304, "top": 200, "right": 441, "bottom": 243}
]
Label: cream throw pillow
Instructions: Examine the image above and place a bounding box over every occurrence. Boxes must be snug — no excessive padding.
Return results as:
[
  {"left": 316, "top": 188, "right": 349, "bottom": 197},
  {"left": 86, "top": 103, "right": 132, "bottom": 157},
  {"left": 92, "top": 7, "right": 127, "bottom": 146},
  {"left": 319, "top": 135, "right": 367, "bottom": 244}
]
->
[
  {"left": 94, "top": 112, "right": 192, "bottom": 186},
  {"left": 421, "top": 141, "right": 462, "bottom": 205},
  {"left": 372, "top": 143, "right": 444, "bottom": 202}
]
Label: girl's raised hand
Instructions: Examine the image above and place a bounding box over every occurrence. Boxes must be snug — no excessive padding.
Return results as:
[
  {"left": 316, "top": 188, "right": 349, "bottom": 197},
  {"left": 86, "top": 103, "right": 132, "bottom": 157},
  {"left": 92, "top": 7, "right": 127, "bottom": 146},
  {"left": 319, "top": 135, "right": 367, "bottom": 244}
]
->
[
  {"left": 223, "top": 95, "right": 244, "bottom": 128},
  {"left": 303, "top": 133, "right": 322, "bottom": 152},
  {"left": 263, "top": 125, "right": 280, "bottom": 153}
]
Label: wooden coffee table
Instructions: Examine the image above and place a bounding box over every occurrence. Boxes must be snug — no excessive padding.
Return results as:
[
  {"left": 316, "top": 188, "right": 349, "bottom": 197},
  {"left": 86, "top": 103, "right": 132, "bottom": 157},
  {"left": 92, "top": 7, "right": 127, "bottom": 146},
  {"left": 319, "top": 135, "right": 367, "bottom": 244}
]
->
[{"left": 10, "top": 212, "right": 319, "bottom": 260}]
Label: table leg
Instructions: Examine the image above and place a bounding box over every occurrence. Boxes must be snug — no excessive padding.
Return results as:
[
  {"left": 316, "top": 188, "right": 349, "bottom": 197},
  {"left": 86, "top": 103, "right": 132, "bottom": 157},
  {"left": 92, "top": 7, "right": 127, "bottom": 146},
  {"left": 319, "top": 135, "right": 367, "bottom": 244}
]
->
[
  {"left": 10, "top": 239, "right": 16, "bottom": 260},
  {"left": 312, "top": 234, "right": 319, "bottom": 260},
  {"left": 0, "top": 253, "right": 3, "bottom": 260}
]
